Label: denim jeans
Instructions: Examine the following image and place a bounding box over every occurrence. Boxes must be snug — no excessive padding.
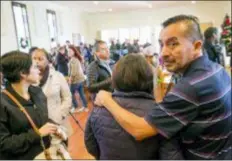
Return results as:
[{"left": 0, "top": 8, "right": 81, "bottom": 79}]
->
[{"left": 70, "top": 82, "right": 87, "bottom": 108}]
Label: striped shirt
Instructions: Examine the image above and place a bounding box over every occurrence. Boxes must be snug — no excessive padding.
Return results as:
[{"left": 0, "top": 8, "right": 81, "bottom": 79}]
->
[{"left": 145, "top": 56, "right": 231, "bottom": 160}]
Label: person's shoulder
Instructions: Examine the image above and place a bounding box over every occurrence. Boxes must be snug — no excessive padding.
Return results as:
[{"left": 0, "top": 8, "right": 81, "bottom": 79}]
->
[
  {"left": 0, "top": 91, "right": 10, "bottom": 107},
  {"left": 70, "top": 58, "right": 77, "bottom": 64},
  {"left": 169, "top": 78, "right": 198, "bottom": 105},
  {"left": 29, "top": 85, "right": 43, "bottom": 93},
  {"left": 186, "top": 61, "right": 225, "bottom": 84},
  {"left": 89, "top": 106, "right": 112, "bottom": 123},
  {"left": 0, "top": 93, "right": 9, "bottom": 120},
  {"left": 88, "top": 60, "right": 98, "bottom": 69},
  {"left": 29, "top": 85, "right": 47, "bottom": 101},
  {"left": 90, "top": 60, "right": 98, "bottom": 65},
  {"left": 112, "top": 92, "right": 156, "bottom": 115},
  {"left": 53, "top": 69, "right": 67, "bottom": 79},
  {"left": 93, "top": 105, "right": 111, "bottom": 116}
]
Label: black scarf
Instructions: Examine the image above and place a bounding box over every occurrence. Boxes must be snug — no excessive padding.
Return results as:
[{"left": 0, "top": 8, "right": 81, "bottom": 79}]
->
[{"left": 39, "top": 66, "right": 50, "bottom": 87}]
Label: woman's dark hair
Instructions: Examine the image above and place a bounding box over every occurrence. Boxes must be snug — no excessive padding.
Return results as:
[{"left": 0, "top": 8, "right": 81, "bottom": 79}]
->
[
  {"left": 29, "top": 46, "right": 38, "bottom": 55},
  {"left": 69, "top": 45, "right": 83, "bottom": 62},
  {"left": 1, "top": 50, "right": 32, "bottom": 83},
  {"left": 112, "top": 54, "right": 153, "bottom": 93}
]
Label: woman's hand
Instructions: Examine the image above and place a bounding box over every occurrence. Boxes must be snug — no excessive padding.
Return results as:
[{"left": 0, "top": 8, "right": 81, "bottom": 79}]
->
[{"left": 39, "top": 123, "right": 58, "bottom": 137}]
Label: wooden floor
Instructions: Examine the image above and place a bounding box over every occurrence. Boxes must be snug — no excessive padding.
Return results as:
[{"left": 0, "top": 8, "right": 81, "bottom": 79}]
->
[{"left": 67, "top": 91, "right": 95, "bottom": 159}]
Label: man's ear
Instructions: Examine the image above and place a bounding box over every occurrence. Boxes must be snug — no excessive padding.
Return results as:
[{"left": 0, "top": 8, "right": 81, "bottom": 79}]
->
[{"left": 193, "top": 40, "right": 203, "bottom": 56}]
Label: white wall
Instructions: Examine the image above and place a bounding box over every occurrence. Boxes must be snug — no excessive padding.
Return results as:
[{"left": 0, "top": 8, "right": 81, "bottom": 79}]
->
[
  {"left": 84, "top": 1, "right": 231, "bottom": 65},
  {"left": 1, "top": 1, "right": 231, "bottom": 65},
  {"left": 1, "top": 1, "right": 86, "bottom": 55},
  {"left": 85, "top": 1, "right": 231, "bottom": 41}
]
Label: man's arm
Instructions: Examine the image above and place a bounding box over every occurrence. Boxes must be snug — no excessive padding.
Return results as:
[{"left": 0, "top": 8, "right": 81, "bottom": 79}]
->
[
  {"left": 96, "top": 81, "right": 198, "bottom": 141},
  {"left": 94, "top": 91, "right": 157, "bottom": 141}
]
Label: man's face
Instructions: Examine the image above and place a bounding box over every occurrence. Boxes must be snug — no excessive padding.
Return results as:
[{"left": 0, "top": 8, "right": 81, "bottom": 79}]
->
[
  {"left": 159, "top": 22, "right": 202, "bottom": 73},
  {"left": 96, "top": 43, "right": 110, "bottom": 60}
]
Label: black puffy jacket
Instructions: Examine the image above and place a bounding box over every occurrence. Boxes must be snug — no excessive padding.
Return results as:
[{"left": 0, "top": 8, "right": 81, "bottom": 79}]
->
[
  {"left": 86, "top": 58, "right": 113, "bottom": 94},
  {"left": 84, "top": 91, "right": 183, "bottom": 160}
]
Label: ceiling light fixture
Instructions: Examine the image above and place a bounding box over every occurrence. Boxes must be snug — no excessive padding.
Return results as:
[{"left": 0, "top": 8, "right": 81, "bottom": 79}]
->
[
  {"left": 93, "top": 1, "right": 99, "bottom": 5},
  {"left": 148, "top": 4, "right": 153, "bottom": 8},
  {"left": 108, "top": 8, "right": 112, "bottom": 12},
  {"left": 191, "top": 1, "right": 196, "bottom": 4}
]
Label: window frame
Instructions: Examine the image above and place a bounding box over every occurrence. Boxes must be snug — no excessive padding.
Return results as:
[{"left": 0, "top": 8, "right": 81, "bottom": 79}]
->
[
  {"left": 11, "top": 1, "right": 32, "bottom": 51},
  {"left": 46, "top": 9, "right": 58, "bottom": 44}
]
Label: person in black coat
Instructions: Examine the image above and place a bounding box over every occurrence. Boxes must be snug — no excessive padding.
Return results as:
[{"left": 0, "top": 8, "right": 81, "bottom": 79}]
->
[
  {"left": 57, "top": 46, "right": 69, "bottom": 77},
  {"left": 203, "top": 27, "right": 220, "bottom": 63},
  {"left": 86, "top": 40, "right": 113, "bottom": 100},
  {"left": 0, "top": 51, "right": 58, "bottom": 159},
  {"left": 84, "top": 54, "right": 183, "bottom": 160}
]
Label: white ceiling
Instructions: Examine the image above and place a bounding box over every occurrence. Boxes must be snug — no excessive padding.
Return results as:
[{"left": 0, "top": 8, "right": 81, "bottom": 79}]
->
[{"left": 51, "top": 1, "right": 200, "bottom": 13}]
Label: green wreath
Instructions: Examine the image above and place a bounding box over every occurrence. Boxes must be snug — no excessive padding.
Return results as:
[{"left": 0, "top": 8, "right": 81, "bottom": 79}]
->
[{"left": 20, "top": 38, "right": 28, "bottom": 49}]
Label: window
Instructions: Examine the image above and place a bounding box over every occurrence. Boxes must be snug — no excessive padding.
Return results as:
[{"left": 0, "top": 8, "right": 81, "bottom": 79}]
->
[
  {"left": 101, "top": 30, "right": 110, "bottom": 44},
  {"left": 119, "top": 28, "right": 130, "bottom": 43},
  {"left": 101, "top": 26, "right": 152, "bottom": 45},
  {"left": 101, "top": 29, "right": 119, "bottom": 45},
  {"left": 47, "top": 10, "right": 58, "bottom": 49},
  {"left": 154, "top": 26, "right": 162, "bottom": 54},
  {"left": 12, "top": 2, "right": 31, "bottom": 53},
  {"left": 140, "top": 26, "right": 151, "bottom": 44},
  {"left": 129, "top": 28, "right": 140, "bottom": 41}
]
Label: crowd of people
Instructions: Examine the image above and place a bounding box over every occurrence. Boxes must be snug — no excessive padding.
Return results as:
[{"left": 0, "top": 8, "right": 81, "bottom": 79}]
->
[{"left": 0, "top": 14, "right": 231, "bottom": 160}]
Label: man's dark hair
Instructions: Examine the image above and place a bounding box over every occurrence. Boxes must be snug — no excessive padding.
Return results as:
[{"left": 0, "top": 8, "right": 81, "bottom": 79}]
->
[
  {"left": 66, "top": 40, "right": 70, "bottom": 43},
  {"left": 93, "top": 40, "right": 106, "bottom": 54},
  {"left": 162, "top": 14, "right": 203, "bottom": 41},
  {"left": 1, "top": 50, "right": 32, "bottom": 83},
  {"left": 204, "top": 27, "right": 218, "bottom": 40},
  {"left": 51, "top": 38, "right": 54, "bottom": 42},
  {"left": 29, "top": 46, "right": 38, "bottom": 55},
  {"left": 112, "top": 54, "right": 153, "bottom": 93}
]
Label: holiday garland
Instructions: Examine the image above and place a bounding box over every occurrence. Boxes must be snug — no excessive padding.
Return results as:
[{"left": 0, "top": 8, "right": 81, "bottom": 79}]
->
[{"left": 220, "top": 14, "right": 232, "bottom": 56}]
